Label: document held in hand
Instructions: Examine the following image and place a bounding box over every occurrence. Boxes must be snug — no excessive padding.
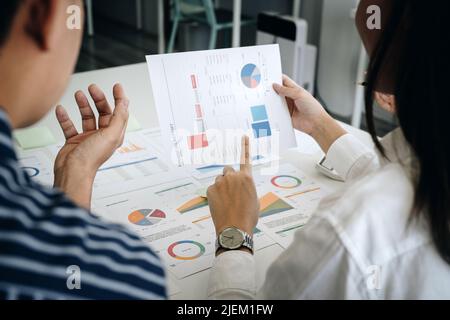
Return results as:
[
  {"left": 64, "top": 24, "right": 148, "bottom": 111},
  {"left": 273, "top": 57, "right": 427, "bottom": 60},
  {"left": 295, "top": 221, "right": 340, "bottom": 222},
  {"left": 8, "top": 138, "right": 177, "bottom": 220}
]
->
[{"left": 146, "top": 44, "right": 296, "bottom": 167}]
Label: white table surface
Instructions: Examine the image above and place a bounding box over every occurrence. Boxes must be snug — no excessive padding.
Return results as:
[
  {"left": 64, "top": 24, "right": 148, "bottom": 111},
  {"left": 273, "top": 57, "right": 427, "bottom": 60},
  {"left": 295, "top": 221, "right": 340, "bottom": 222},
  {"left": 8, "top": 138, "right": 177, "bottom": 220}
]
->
[{"left": 24, "top": 62, "right": 373, "bottom": 299}]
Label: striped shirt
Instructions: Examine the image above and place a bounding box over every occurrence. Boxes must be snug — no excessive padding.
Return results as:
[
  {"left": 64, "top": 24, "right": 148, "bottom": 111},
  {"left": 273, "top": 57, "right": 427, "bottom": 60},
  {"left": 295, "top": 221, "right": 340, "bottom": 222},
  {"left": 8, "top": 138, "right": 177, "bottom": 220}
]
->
[{"left": 0, "top": 109, "right": 166, "bottom": 300}]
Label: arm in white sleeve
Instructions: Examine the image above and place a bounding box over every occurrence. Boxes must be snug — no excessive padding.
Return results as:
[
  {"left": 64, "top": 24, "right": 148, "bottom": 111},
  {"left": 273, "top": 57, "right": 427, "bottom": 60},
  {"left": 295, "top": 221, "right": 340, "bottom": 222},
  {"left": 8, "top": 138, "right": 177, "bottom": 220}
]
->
[
  {"left": 257, "top": 213, "right": 367, "bottom": 300},
  {"left": 207, "top": 250, "right": 256, "bottom": 300},
  {"left": 207, "top": 134, "right": 379, "bottom": 300},
  {"left": 325, "top": 134, "right": 380, "bottom": 182},
  {"left": 207, "top": 214, "right": 365, "bottom": 300}
]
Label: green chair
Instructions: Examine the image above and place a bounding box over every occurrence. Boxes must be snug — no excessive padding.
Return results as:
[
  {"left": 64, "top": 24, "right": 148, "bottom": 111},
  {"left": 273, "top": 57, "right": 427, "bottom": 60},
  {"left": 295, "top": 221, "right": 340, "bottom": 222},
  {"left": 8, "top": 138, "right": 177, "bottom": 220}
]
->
[{"left": 167, "top": 0, "right": 255, "bottom": 52}]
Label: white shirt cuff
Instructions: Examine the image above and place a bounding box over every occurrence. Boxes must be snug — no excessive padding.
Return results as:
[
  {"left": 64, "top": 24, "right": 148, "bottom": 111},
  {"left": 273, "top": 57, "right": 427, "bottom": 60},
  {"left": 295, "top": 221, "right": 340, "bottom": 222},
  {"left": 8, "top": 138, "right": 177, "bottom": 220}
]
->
[
  {"left": 208, "top": 250, "right": 256, "bottom": 299},
  {"left": 326, "top": 134, "right": 373, "bottom": 180}
]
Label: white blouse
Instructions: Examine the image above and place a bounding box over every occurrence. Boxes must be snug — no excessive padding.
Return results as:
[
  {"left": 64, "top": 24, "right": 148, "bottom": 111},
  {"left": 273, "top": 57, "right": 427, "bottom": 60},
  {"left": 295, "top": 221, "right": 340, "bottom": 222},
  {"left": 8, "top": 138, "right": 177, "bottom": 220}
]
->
[{"left": 207, "top": 129, "right": 450, "bottom": 299}]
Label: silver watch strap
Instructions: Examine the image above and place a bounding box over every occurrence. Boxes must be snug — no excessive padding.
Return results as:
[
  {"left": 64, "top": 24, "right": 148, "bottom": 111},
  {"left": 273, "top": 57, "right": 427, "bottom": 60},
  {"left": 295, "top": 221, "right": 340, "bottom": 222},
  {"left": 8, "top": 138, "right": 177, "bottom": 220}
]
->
[
  {"left": 243, "top": 233, "right": 254, "bottom": 252},
  {"left": 215, "top": 230, "right": 254, "bottom": 254}
]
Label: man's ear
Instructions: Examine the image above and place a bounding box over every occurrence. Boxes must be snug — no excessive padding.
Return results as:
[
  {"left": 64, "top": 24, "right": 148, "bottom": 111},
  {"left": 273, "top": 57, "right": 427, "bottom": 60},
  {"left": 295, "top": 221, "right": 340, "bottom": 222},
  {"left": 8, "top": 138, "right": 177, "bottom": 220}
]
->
[{"left": 25, "top": 0, "right": 59, "bottom": 50}]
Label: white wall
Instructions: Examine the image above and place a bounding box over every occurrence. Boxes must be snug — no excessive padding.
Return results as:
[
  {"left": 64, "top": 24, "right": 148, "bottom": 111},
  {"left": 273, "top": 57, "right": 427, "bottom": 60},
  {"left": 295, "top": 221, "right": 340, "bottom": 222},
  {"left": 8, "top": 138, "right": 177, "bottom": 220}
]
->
[{"left": 316, "top": 0, "right": 360, "bottom": 118}]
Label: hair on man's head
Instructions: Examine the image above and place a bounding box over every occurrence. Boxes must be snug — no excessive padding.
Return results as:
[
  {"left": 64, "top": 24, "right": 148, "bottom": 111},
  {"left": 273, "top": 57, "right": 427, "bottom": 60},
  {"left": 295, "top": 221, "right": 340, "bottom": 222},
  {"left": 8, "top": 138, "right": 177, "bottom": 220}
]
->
[{"left": 0, "top": 1, "right": 23, "bottom": 46}]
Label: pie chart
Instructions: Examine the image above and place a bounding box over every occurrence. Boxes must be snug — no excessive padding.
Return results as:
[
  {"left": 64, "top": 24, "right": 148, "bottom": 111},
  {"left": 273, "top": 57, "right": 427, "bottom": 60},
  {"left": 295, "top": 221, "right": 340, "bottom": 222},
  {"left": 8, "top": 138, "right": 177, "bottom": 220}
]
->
[
  {"left": 271, "top": 175, "right": 302, "bottom": 189},
  {"left": 167, "top": 240, "right": 206, "bottom": 260},
  {"left": 128, "top": 209, "right": 166, "bottom": 226},
  {"left": 241, "top": 63, "right": 262, "bottom": 89}
]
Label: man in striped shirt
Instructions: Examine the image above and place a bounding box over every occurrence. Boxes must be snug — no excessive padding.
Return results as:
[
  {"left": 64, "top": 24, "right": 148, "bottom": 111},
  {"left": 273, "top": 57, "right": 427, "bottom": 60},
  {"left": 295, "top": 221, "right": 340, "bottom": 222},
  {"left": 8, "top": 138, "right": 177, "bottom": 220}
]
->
[{"left": 0, "top": 0, "right": 166, "bottom": 299}]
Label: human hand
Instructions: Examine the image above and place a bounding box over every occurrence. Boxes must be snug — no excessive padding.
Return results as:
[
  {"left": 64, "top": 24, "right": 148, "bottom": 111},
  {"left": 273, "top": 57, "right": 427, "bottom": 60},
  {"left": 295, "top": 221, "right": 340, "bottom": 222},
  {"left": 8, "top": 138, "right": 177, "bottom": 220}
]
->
[
  {"left": 207, "top": 136, "right": 259, "bottom": 236},
  {"left": 273, "top": 75, "right": 328, "bottom": 135},
  {"left": 273, "top": 75, "right": 346, "bottom": 153},
  {"left": 53, "top": 83, "right": 129, "bottom": 208}
]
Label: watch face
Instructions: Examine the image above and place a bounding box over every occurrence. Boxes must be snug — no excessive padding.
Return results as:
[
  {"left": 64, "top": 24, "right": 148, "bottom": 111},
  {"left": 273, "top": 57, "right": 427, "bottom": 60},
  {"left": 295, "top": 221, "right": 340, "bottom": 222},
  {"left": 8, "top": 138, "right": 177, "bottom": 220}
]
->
[{"left": 219, "top": 228, "right": 245, "bottom": 250}]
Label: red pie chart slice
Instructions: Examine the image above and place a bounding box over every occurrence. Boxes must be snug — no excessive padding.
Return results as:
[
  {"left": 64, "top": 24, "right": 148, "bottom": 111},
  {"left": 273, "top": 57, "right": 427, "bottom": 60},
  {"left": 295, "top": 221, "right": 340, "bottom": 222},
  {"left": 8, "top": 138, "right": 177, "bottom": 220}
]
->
[{"left": 128, "top": 209, "right": 166, "bottom": 226}]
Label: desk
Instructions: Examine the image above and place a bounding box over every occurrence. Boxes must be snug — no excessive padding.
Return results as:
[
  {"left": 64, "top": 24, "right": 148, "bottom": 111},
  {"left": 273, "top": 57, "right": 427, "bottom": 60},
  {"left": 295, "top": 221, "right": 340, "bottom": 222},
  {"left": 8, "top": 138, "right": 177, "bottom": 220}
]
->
[{"left": 26, "top": 63, "right": 373, "bottom": 299}]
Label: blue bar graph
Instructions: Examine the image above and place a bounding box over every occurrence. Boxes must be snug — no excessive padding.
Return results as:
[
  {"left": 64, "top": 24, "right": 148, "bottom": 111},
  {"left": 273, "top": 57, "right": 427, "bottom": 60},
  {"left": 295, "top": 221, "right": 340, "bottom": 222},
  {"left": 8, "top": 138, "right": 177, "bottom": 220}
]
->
[
  {"left": 251, "top": 105, "right": 268, "bottom": 122},
  {"left": 252, "top": 121, "right": 272, "bottom": 138}
]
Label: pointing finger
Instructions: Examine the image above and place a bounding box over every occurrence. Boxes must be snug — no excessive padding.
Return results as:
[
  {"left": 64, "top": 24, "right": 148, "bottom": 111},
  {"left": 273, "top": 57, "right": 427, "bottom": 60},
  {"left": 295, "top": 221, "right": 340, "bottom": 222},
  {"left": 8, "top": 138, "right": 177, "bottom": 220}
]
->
[{"left": 240, "top": 135, "right": 252, "bottom": 175}]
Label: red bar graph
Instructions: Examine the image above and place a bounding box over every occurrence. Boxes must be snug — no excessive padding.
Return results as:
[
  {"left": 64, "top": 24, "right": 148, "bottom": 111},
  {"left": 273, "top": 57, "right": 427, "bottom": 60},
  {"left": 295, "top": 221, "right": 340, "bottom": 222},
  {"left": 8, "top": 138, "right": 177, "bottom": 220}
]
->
[
  {"left": 195, "top": 104, "right": 203, "bottom": 118},
  {"left": 191, "top": 75, "right": 198, "bottom": 89},
  {"left": 187, "top": 133, "right": 209, "bottom": 150}
]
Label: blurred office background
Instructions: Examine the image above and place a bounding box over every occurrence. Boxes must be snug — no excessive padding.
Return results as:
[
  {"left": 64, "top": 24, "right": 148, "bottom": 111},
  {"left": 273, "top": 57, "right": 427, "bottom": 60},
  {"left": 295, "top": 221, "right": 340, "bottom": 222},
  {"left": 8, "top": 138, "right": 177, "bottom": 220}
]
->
[{"left": 77, "top": 0, "right": 396, "bottom": 135}]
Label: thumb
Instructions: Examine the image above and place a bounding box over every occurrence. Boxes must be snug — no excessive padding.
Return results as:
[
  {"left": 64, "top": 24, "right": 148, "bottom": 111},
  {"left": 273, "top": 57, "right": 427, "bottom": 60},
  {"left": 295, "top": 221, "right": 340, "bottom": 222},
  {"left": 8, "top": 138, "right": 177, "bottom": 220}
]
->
[
  {"left": 273, "top": 83, "right": 301, "bottom": 100},
  {"left": 105, "top": 97, "right": 129, "bottom": 142}
]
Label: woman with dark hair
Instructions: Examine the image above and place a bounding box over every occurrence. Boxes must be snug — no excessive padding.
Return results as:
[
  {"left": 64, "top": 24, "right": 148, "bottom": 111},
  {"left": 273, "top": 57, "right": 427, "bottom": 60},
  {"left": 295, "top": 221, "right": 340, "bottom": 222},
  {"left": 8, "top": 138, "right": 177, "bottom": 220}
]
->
[{"left": 206, "top": 0, "right": 450, "bottom": 299}]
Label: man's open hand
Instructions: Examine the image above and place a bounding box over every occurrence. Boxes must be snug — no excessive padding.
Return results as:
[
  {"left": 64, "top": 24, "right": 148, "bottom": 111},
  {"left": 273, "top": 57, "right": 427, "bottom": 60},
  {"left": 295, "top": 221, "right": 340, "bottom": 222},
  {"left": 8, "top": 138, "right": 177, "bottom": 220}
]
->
[{"left": 53, "top": 83, "right": 129, "bottom": 208}]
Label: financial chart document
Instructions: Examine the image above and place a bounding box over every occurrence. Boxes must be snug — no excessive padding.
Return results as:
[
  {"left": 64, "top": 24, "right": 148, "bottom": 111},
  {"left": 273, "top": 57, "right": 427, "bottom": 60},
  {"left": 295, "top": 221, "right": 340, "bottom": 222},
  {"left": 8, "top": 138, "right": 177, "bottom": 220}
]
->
[
  {"left": 146, "top": 44, "right": 297, "bottom": 167},
  {"left": 17, "top": 129, "right": 325, "bottom": 290}
]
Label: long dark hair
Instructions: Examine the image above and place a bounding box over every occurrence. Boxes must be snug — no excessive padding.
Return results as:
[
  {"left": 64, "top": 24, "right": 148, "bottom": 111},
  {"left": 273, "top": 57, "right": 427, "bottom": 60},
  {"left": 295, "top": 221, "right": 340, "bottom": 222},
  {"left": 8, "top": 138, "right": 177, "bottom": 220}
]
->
[{"left": 365, "top": 0, "right": 450, "bottom": 263}]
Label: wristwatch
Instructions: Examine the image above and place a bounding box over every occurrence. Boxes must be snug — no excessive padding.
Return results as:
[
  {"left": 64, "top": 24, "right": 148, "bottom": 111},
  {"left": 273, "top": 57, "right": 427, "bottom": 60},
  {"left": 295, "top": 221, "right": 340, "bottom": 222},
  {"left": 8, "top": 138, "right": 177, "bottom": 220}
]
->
[{"left": 216, "top": 227, "right": 254, "bottom": 254}]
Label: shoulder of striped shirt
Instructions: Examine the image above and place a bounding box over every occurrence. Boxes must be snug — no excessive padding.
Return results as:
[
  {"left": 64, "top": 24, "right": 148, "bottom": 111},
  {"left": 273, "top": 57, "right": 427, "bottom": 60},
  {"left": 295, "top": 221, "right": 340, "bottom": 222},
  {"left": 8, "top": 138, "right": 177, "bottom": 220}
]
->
[
  {"left": 0, "top": 187, "right": 167, "bottom": 298},
  {"left": 0, "top": 171, "right": 162, "bottom": 256},
  {"left": 0, "top": 142, "right": 167, "bottom": 298},
  {"left": 0, "top": 165, "right": 167, "bottom": 288},
  {"left": 1, "top": 161, "right": 141, "bottom": 238}
]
